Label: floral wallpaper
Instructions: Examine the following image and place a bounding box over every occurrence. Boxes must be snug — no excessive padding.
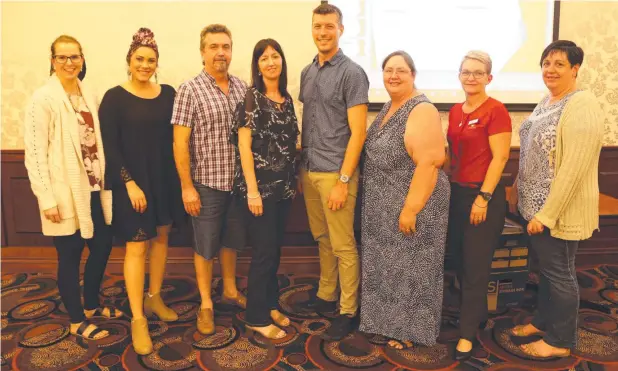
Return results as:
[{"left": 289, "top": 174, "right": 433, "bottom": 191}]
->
[
  {"left": 2, "top": 1, "right": 617, "bottom": 149},
  {"left": 560, "top": 1, "right": 618, "bottom": 145}
]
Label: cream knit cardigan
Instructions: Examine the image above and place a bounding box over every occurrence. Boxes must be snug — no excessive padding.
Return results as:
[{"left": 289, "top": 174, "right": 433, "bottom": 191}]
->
[
  {"left": 534, "top": 90, "right": 604, "bottom": 241},
  {"left": 24, "top": 75, "right": 112, "bottom": 239}
]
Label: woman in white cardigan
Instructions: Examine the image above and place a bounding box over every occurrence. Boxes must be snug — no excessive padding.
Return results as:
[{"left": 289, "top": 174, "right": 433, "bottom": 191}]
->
[
  {"left": 24, "top": 35, "right": 123, "bottom": 340},
  {"left": 508, "top": 40, "right": 604, "bottom": 359}
]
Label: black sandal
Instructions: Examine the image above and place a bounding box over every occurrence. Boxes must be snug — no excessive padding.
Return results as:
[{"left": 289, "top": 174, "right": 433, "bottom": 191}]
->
[
  {"left": 71, "top": 321, "right": 109, "bottom": 340},
  {"left": 87, "top": 306, "right": 124, "bottom": 319},
  {"left": 387, "top": 339, "right": 414, "bottom": 350}
]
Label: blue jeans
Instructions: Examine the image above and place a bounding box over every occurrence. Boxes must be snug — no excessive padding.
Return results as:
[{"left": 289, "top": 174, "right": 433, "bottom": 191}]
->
[{"left": 529, "top": 229, "right": 580, "bottom": 349}]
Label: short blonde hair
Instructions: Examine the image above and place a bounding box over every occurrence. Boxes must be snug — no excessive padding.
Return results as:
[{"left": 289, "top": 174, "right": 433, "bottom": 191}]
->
[{"left": 460, "top": 50, "right": 492, "bottom": 74}]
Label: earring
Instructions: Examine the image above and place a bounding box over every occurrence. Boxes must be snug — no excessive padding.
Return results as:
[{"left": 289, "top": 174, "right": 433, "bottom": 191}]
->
[
  {"left": 155, "top": 72, "right": 158, "bottom": 83},
  {"left": 258, "top": 71, "right": 262, "bottom": 76}
]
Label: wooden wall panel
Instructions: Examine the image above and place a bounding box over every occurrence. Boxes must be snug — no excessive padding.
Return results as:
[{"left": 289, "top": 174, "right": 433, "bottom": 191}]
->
[{"left": 3, "top": 148, "right": 617, "bottom": 268}]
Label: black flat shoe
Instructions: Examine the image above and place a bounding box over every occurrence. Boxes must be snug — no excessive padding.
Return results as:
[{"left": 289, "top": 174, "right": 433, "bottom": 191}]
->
[
  {"left": 455, "top": 348, "right": 472, "bottom": 361},
  {"left": 455, "top": 338, "right": 477, "bottom": 361}
]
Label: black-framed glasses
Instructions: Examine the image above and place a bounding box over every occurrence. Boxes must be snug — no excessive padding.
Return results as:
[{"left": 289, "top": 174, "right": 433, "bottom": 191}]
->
[
  {"left": 459, "top": 70, "right": 487, "bottom": 79},
  {"left": 53, "top": 54, "right": 83, "bottom": 64}
]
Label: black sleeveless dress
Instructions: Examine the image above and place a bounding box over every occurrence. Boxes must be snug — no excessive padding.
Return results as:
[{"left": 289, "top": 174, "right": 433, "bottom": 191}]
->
[{"left": 359, "top": 94, "right": 450, "bottom": 346}]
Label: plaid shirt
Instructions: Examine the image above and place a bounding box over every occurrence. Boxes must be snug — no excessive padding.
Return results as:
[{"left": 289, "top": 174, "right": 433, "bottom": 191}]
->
[{"left": 171, "top": 71, "right": 247, "bottom": 191}]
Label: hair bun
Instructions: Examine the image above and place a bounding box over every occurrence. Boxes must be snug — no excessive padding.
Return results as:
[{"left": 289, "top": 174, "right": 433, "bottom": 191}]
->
[{"left": 133, "top": 27, "right": 155, "bottom": 43}]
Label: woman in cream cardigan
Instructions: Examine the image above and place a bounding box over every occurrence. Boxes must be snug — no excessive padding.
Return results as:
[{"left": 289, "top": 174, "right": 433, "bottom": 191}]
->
[
  {"left": 24, "top": 35, "right": 123, "bottom": 340},
  {"left": 508, "top": 40, "right": 604, "bottom": 358}
]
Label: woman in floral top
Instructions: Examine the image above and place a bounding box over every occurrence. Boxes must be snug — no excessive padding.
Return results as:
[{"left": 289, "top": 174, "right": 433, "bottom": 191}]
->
[
  {"left": 231, "top": 38, "right": 299, "bottom": 340},
  {"left": 509, "top": 40, "right": 604, "bottom": 359}
]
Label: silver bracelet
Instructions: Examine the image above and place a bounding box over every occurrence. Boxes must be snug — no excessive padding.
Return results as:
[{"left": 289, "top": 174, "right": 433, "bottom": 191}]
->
[{"left": 247, "top": 193, "right": 261, "bottom": 199}]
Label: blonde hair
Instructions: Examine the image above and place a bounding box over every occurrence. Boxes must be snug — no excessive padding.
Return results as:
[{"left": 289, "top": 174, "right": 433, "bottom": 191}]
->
[{"left": 460, "top": 50, "right": 492, "bottom": 74}]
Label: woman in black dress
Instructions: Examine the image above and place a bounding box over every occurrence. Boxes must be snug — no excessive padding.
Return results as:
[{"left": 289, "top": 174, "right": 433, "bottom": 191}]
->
[
  {"left": 231, "top": 39, "right": 299, "bottom": 340},
  {"left": 100, "top": 28, "right": 185, "bottom": 355}
]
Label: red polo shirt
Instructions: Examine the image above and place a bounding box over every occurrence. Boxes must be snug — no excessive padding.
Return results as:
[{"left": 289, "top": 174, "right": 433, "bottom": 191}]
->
[{"left": 447, "top": 97, "right": 512, "bottom": 185}]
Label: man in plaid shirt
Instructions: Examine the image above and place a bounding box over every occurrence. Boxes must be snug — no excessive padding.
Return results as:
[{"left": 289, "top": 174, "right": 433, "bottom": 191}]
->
[{"left": 172, "top": 24, "right": 248, "bottom": 335}]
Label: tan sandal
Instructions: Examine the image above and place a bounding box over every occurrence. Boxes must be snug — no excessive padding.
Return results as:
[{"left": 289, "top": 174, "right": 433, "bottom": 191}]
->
[
  {"left": 387, "top": 339, "right": 414, "bottom": 350},
  {"left": 71, "top": 321, "right": 109, "bottom": 340},
  {"left": 144, "top": 293, "right": 178, "bottom": 322},
  {"left": 131, "top": 317, "right": 153, "bottom": 355},
  {"left": 510, "top": 324, "right": 544, "bottom": 337},
  {"left": 271, "top": 311, "right": 290, "bottom": 327},
  {"left": 520, "top": 342, "right": 570, "bottom": 359},
  {"left": 85, "top": 306, "right": 124, "bottom": 320},
  {"left": 197, "top": 308, "right": 215, "bottom": 335},
  {"left": 246, "top": 324, "right": 286, "bottom": 340}
]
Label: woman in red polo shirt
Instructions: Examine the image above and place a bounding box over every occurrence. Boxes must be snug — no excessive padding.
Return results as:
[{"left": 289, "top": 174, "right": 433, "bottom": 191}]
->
[{"left": 447, "top": 51, "right": 512, "bottom": 360}]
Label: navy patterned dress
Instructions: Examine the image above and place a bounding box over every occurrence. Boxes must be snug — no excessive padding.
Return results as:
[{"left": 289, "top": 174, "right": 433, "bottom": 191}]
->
[{"left": 359, "top": 95, "right": 450, "bottom": 346}]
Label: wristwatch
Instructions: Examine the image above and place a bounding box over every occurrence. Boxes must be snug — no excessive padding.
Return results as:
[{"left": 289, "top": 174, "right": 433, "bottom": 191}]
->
[
  {"left": 479, "top": 191, "right": 492, "bottom": 202},
  {"left": 339, "top": 174, "right": 350, "bottom": 184}
]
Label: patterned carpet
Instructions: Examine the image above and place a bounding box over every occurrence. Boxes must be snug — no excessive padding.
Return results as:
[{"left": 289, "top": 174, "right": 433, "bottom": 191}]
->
[{"left": 2, "top": 266, "right": 618, "bottom": 371}]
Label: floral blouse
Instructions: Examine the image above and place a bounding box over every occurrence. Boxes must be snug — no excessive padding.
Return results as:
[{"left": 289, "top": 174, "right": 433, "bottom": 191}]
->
[
  {"left": 72, "top": 96, "right": 102, "bottom": 191},
  {"left": 231, "top": 87, "right": 299, "bottom": 201},
  {"left": 517, "top": 91, "right": 578, "bottom": 221}
]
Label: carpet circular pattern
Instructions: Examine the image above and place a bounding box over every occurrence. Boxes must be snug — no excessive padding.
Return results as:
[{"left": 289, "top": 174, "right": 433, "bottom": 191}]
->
[
  {"left": 15, "top": 320, "right": 69, "bottom": 348},
  {"left": 305, "top": 333, "right": 390, "bottom": 370},
  {"left": 13, "top": 339, "right": 99, "bottom": 371},
  {"left": 381, "top": 341, "right": 457, "bottom": 370},
  {"left": 8, "top": 299, "right": 57, "bottom": 321},
  {"left": 478, "top": 317, "right": 579, "bottom": 369},
  {"left": 197, "top": 336, "right": 282, "bottom": 370},
  {"left": 185, "top": 323, "right": 240, "bottom": 350},
  {"left": 2, "top": 267, "right": 618, "bottom": 370}
]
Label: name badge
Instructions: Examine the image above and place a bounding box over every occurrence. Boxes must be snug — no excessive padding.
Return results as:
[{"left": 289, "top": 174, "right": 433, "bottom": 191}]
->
[{"left": 468, "top": 119, "right": 479, "bottom": 126}]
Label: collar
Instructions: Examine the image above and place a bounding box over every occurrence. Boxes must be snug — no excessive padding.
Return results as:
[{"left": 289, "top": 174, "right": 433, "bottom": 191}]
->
[
  {"left": 200, "top": 69, "right": 237, "bottom": 87},
  {"left": 312, "top": 48, "right": 344, "bottom": 67}
]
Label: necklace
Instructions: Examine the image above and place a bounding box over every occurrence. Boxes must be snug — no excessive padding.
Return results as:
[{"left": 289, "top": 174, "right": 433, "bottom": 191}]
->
[{"left": 67, "top": 85, "right": 83, "bottom": 114}]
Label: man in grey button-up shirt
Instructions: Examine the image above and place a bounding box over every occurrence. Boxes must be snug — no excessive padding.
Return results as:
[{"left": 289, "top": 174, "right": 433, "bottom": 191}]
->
[{"left": 298, "top": 3, "right": 369, "bottom": 342}]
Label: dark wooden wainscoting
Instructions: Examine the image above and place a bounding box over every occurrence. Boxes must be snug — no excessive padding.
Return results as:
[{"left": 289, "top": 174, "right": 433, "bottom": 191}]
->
[{"left": 2, "top": 148, "right": 618, "bottom": 273}]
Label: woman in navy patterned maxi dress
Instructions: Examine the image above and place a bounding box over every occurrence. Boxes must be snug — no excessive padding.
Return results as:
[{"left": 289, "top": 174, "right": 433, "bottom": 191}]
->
[{"left": 359, "top": 51, "right": 450, "bottom": 348}]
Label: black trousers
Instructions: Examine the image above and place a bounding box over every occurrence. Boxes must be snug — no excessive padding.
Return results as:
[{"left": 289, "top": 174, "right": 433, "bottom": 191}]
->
[
  {"left": 447, "top": 183, "right": 506, "bottom": 340},
  {"left": 53, "top": 193, "right": 113, "bottom": 324},
  {"left": 241, "top": 197, "right": 292, "bottom": 326},
  {"left": 529, "top": 229, "right": 579, "bottom": 349}
]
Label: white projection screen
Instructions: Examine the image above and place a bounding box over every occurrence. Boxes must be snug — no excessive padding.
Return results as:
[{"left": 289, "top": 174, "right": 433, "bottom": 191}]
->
[{"left": 329, "top": 0, "right": 558, "bottom": 105}]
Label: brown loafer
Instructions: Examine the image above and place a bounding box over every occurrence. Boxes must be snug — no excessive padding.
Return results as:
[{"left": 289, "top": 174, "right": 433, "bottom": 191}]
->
[
  {"left": 197, "top": 308, "right": 215, "bottom": 335},
  {"left": 221, "top": 293, "right": 247, "bottom": 310}
]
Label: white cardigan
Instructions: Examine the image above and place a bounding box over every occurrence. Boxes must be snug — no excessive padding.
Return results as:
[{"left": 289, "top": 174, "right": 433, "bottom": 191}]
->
[{"left": 24, "top": 75, "right": 112, "bottom": 238}]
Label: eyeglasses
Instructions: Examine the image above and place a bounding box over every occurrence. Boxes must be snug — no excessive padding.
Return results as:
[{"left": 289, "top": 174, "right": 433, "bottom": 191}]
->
[
  {"left": 53, "top": 54, "right": 83, "bottom": 64},
  {"left": 460, "top": 70, "right": 487, "bottom": 79},
  {"left": 383, "top": 68, "right": 412, "bottom": 76}
]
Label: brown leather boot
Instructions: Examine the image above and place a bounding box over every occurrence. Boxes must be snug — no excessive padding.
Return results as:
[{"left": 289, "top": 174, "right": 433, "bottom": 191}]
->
[
  {"left": 197, "top": 308, "right": 215, "bottom": 335},
  {"left": 131, "top": 317, "right": 153, "bottom": 355},
  {"left": 144, "top": 293, "right": 178, "bottom": 322}
]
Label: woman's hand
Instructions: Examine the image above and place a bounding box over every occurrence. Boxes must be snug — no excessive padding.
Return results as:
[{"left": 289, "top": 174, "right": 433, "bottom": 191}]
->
[
  {"left": 527, "top": 217, "right": 545, "bottom": 235},
  {"left": 126, "top": 181, "right": 147, "bottom": 213},
  {"left": 470, "top": 196, "right": 488, "bottom": 225},
  {"left": 248, "top": 193, "right": 263, "bottom": 216},
  {"left": 43, "top": 206, "right": 61, "bottom": 223},
  {"left": 399, "top": 206, "right": 417, "bottom": 236}
]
